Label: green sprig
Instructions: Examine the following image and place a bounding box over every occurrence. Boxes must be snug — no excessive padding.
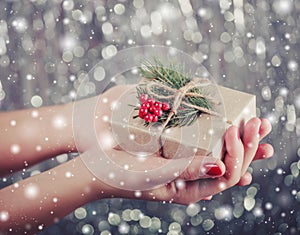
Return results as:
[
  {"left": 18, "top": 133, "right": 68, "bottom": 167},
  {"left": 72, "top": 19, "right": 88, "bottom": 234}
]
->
[{"left": 136, "top": 58, "right": 213, "bottom": 128}]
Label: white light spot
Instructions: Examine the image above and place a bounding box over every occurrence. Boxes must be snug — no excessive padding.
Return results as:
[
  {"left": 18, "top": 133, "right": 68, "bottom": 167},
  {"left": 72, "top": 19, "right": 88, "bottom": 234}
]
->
[
  {"left": 36, "top": 145, "right": 42, "bottom": 152},
  {"left": 0, "top": 211, "right": 9, "bottom": 222},
  {"left": 26, "top": 74, "right": 34, "bottom": 80},
  {"left": 38, "top": 224, "right": 44, "bottom": 230},
  {"left": 134, "top": 191, "right": 142, "bottom": 197},
  {"left": 253, "top": 207, "right": 263, "bottom": 217},
  {"left": 208, "top": 129, "right": 214, "bottom": 135},
  {"left": 31, "top": 95, "right": 43, "bottom": 108},
  {"left": 214, "top": 206, "right": 233, "bottom": 220},
  {"left": 53, "top": 197, "right": 58, "bottom": 203},
  {"left": 140, "top": 25, "right": 152, "bottom": 38},
  {"left": 101, "top": 45, "right": 117, "bottom": 59},
  {"left": 98, "top": 132, "right": 115, "bottom": 150},
  {"left": 52, "top": 115, "right": 67, "bottom": 129},
  {"left": 265, "top": 202, "right": 272, "bottom": 210},
  {"left": 56, "top": 154, "right": 68, "bottom": 163},
  {"left": 124, "top": 164, "right": 129, "bottom": 170},
  {"left": 218, "top": 182, "right": 226, "bottom": 189},
  {"left": 247, "top": 142, "right": 253, "bottom": 148},
  {"left": 272, "top": 0, "right": 293, "bottom": 16},
  {"left": 10, "top": 120, "right": 16, "bottom": 126},
  {"left": 94, "top": 66, "right": 106, "bottom": 81},
  {"left": 114, "top": 3, "right": 125, "bottom": 15},
  {"left": 243, "top": 108, "right": 250, "bottom": 115},
  {"left": 271, "top": 55, "right": 281, "bottom": 67},
  {"left": 175, "top": 179, "right": 186, "bottom": 190},
  {"left": 109, "top": 172, "right": 115, "bottom": 179},
  {"left": 110, "top": 101, "right": 120, "bottom": 110},
  {"left": 65, "top": 171, "right": 72, "bottom": 178},
  {"left": 166, "top": 40, "right": 172, "bottom": 46},
  {"left": 102, "top": 115, "right": 109, "bottom": 122},
  {"left": 129, "top": 134, "right": 135, "bottom": 140},
  {"left": 10, "top": 144, "right": 20, "bottom": 154},
  {"left": 102, "top": 22, "right": 113, "bottom": 35},
  {"left": 12, "top": 17, "right": 28, "bottom": 33},
  {"left": 31, "top": 110, "right": 39, "bottom": 118},
  {"left": 24, "top": 184, "right": 39, "bottom": 199},
  {"left": 287, "top": 60, "right": 298, "bottom": 72}
]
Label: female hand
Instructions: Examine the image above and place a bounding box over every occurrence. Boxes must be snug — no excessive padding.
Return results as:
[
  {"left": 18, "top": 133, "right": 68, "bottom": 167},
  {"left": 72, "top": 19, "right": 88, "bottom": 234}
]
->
[
  {"left": 89, "top": 116, "right": 273, "bottom": 204},
  {"left": 0, "top": 85, "right": 273, "bottom": 235},
  {"left": 73, "top": 85, "right": 273, "bottom": 203}
]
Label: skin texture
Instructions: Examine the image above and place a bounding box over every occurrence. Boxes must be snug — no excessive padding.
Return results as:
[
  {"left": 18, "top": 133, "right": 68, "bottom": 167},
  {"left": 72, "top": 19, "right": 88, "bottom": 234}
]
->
[{"left": 0, "top": 85, "right": 274, "bottom": 235}]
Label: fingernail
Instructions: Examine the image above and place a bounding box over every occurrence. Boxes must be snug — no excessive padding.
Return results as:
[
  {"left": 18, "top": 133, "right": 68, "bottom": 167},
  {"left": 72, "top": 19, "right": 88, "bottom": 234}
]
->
[
  {"left": 203, "top": 195, "right": 213, "bottom": 200},
  {"left": 203, "top": 163, "right": 223, "bottom": 176}
]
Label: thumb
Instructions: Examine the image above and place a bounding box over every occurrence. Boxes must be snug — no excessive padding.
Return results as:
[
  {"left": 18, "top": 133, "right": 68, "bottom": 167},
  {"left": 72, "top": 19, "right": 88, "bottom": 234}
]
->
[{"left": 83, "top": 147, "right": 225, "bottom": 192}]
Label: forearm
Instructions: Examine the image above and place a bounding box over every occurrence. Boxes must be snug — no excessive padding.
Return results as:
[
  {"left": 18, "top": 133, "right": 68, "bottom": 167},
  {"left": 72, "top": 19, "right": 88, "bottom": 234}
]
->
[
  {"left": 0, "top": 157, "right": 104, "bottom": 235},
  {"left": 0, "top": 103, "right": 76, "bottom": 175}
]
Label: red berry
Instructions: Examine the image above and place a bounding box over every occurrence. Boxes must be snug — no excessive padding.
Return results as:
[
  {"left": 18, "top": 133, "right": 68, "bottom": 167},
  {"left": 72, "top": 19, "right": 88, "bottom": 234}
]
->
[
  {"left": 140, "top": 94, "right": 148, "bottom": 103},
  {"left": 154, "top": 101, "right": 162, "bottom": 109},
  {"left": 147, "top": 98, "right": 155, "bottom": 105},
  {"left": 139, "top": 107, "right": 148, "bottom": 116},
  {"left": 139, "top": 111, "right": 145, "bottom": 118},
  {"left": 154, "top": 109, "right": 163, "bottom": 117},
  {"left": 149, "top": 105, "right": 156, "bottom": 114},
  {"left": 141, "top": 102, "right": 150, "bottom": 109},
  {"left": 144, "top": 114, "right": 153, "bottom": 122},
  {"left": 162, "top": 102, "right": 170, "bottom": 111},
  {"left": 152, "top": 115, "right": 158, "bottom": 122}
]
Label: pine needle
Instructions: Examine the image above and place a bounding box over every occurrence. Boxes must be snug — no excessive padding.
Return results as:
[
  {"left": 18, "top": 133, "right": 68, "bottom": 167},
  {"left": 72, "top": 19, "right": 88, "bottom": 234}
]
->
[{"left": 137, "top": 58, "right": 214, "bottom": 128}]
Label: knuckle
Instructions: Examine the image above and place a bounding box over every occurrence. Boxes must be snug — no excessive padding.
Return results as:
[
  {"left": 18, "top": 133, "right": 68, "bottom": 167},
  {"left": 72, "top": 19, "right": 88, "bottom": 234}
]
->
[
  {"left": 181, "top": 166, "right": 198, "bottom": 180},
  {"left": 230, "top": 176, "right": 241, "bottom": 187}
]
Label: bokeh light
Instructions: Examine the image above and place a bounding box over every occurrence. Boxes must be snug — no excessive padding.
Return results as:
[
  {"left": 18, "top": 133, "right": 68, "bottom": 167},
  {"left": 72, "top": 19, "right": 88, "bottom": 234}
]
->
[{"left": 0, "top": 0, "right": 299, "bottom": 234}]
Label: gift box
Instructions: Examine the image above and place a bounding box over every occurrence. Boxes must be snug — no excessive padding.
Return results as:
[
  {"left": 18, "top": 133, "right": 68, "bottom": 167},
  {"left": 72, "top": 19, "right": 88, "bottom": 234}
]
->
[{"left": 110, "top": 84, "right": 256, "bottom": 159}]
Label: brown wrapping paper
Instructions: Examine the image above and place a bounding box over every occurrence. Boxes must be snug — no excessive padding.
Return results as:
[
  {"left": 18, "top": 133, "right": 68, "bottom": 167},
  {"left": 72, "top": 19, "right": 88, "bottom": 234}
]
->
[{"left": 110, "top": 85, "right": 256, "bottom": 159}]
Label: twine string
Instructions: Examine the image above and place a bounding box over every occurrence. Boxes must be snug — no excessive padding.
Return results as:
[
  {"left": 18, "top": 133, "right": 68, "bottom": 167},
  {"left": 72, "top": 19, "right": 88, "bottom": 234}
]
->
[{"left": 145, "top": 77, "right": 223, "bottom": 129}]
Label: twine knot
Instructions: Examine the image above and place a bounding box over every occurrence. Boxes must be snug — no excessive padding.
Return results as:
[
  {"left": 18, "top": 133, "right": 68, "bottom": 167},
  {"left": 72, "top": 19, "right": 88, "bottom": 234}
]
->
[{"left": 145, "top": 77, "right": 222, "bottom": 129}]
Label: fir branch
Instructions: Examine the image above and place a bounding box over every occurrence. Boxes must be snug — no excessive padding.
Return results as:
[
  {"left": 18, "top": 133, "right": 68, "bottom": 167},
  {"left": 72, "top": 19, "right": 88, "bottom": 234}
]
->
[{"left": 137, "top": 58, "right": 215, "bottom": 128}]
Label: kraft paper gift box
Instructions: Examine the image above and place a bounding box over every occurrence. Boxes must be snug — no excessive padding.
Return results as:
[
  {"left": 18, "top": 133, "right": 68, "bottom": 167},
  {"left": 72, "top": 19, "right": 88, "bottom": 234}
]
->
[{"left": 110, "top": 85, "right": 256, "bottom": 159}]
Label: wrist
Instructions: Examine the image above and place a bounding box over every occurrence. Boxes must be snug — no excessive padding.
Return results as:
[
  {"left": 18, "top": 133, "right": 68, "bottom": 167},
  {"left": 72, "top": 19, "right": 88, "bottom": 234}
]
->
[{"left": 77, "top": 157, "right": 111, "bottom": 201}]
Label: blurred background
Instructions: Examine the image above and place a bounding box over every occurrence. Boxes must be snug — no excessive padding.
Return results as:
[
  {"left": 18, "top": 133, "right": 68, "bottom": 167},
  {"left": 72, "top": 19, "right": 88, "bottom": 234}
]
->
[{"left": 0, "top": 0, "right": 300, "bottom": 234}]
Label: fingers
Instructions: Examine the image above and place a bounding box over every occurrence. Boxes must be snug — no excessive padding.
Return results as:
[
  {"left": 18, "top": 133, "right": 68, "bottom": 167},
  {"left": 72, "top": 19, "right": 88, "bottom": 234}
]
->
[
  {"left": 158, "top": 126, "right": 245, "bottom": 204},
  {"left": 223, "top": 125, "right": 244, "bottom": 182},
  {"left": 258, "top": 118, "right": 272, "bottom": 141},
  {"left": 237, "top": 172, "right": 252, "bottom": 186},
  {"left": 253, "top": 143, "right": 274, "bottom": 160},
  {"left": 240, "top": 117, "right": 261, "bottom": 175},
  {"left": 106, "top": 118, "right": 273, "bottom": 205}
]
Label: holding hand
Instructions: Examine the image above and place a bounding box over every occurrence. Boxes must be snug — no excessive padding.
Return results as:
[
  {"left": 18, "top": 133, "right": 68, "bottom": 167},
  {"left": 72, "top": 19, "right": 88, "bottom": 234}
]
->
[
  {"left": 0, "top": 85, "right": 273, "bottom": 234},
  {"left": 89, "top": 116, "right": 273, "bottom": 204}
]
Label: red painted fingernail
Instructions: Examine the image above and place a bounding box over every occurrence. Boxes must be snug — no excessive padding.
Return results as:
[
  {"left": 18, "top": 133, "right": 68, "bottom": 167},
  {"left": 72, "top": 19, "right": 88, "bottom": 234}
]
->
[{"left": 204, "top": 163, "right": 223, "bottom": 176}]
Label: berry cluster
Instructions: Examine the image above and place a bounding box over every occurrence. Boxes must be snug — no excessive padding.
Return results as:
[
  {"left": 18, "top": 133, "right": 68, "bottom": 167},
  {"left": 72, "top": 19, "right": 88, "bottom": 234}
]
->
[{"left": 138, "top": 94, "right": 170, "bottom": 122}]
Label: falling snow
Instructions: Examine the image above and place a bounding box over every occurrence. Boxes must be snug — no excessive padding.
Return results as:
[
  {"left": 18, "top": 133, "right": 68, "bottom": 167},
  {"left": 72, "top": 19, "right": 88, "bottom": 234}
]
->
[
  {"left": 24, "top": 184, "right": 39, "bottom": 200},
  {"left": 0, "top": 0, "right": 299, "bottom": 234}
]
